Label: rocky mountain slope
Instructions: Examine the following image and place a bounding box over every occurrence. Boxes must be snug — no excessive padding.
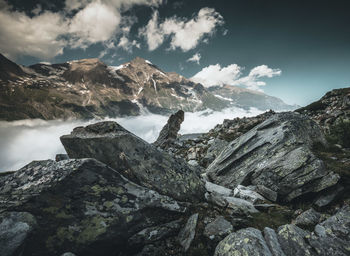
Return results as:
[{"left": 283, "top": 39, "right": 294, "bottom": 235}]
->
[
  {"left": 0, "top": 54, "right": 295, "bottom": 121},
  {"left": 0, "top": 87, "right": 349, "bottom": 255}
]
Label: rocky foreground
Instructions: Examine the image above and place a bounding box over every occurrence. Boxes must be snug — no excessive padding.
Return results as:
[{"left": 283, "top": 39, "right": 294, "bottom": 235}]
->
[{"left": 0, "top": 88, "right": 349, "bottom": 256}]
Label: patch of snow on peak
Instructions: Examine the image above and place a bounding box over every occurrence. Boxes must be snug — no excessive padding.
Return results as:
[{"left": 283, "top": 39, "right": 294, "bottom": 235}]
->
[
  {"left": 145, "top": 60, "right": 152, "bottom": 65},
  {"left": 110, "top": 63, "right": 130, "bottom": 71},
  {"left": 214, "top": 94, "right": 233, "bottom": 102}
]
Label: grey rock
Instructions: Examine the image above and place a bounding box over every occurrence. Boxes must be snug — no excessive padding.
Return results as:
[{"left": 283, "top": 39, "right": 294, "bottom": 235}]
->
[
  {"left": 178, "top": 213, "right": 198, "bottom": 252},
  {"left": 224, "top": 196, "right": 259, "bottom": 215},
  {"left": 314, "top": 185, "right": 345, "bottom": 208},
  {"left": 207, "top": 112, "right": 340, "bottom": 202},
  {"left": 0, "top": 159, "right": 186, "bottom": 255},
  {"left": 204, "top": 216, "right": 233, "bottom": 241},
  {"left": 306, "top": 205, "right": 350, "bottom": 256},
  {"left": 128, "top": 219, "right": 182, "bottom": 246},
  {"left": 233, "top": 185, "right": 267, "bottom": 204},
  {"left": 205, "top": 181, "right": 233, "bottom": 197},
  {"left": 255, "top": 185, "right": 278, "bottom": 202},
  {"left": 294, "top": 208, "right": 321, "bottom": 228},
  {"left": 55, "top": 154, "right": 69, "bottom": 162},
  {"left": 277, "top": 224, "right": 314, "bottom": 256},
  {"left": 154, "top": 110, "right": 184, "bottom": 149},
  {"left": 0, "top": 212, "right": 37, "bottom": 256},
  {"left": 205, "top": 192, "right": 228, "bottom": 208},
  {"left": 214, "top": 227, "right": 272, "bottom": 256},
  {"left": 263, "top": 227, "right": 286, "bottom": 256},
  {"left": 60, "top": 121, "right": 205, "bottom": 202},
  {"left": 61, "top": 253, "right": 76, "bottom": 256}
]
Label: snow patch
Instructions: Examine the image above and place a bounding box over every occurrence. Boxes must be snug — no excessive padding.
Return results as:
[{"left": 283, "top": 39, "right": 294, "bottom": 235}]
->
[{"left": 214, "top": 94, "right": 233, "bottom": 102}]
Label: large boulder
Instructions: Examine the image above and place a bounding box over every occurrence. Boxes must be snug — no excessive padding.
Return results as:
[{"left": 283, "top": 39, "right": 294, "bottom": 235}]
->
[
  {"left": 207, "top": 112, "right": 340, "bottom": 202},
  {"left": 0, "top": 212, "right": 37, "bottom": 256},
  {"left": 154, "top": 110, "right": 184, "bottom": 149},
  {"left": 0, "top": 159, "right": 187, "bottom": 256},
  {"left": 60, "top": 121, "right": 205, "bottom": 202}
]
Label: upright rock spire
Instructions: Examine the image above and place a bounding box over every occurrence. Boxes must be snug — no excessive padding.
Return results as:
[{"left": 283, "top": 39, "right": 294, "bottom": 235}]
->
[{"left": 154, "top": 110, "right": 185, "bottom": 149}]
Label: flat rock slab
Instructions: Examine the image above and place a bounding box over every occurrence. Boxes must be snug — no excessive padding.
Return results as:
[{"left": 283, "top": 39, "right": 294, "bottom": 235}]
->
[
  {"left": 207, "top": 112, "right": 339, "bottom": 202},
  {"left": 60, "top": 121, "right": 205, "bottom": 202}
]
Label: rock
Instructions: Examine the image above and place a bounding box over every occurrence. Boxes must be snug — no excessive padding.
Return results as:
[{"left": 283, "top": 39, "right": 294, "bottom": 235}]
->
[
  {"left": 255, "top": 185, "right": 278, "bottom": 202},
  {"left": 205, "top": 181, "right": 233, "bottom": 197},
  {"left": 187, "top": 160, "right": 199, "bottom": 167},
  {"left": 306, "top": 205, "right": 350, "bottom": 256},
  {"left": 61, "top": 253, "right": 76, "bottom": 256},
  {"left": 214, "top": 227, "right": 272, "bottom": 256},
  {"left": 128, "top": 219, "right": 182, "bottom": 247},
  {"left": 277, "top": 224, "right": 314, "bottom": 256},
  {"left": 205, "top": 192, "right": 228, "bottom": 208},
  {"left": 178, "top": 213, "right": 198, "bottom": 252},
  {"left": 293, "top": 208, "right": 321, "bottom": 228},
  {"left": 203, "top": 216, "right": 233, "bottom": 241},
  {"left": 0, "top": 212, "right": 37, "bottom": 256},
  {"left": 60, "top": 121, "right": 205, "bottom": 202},
  {"left": 314, "top": 185, "right": 345, "bottom": 208},
  {"left": 154, "top": 110, "right": 184, "bottom": 149},
  {"left": 233, "top": 185, "right": 267, "bottom": 204},
  {"left": 224, "top": 197, "right": 259, "bottom": 215},
  {"left": 55, "top": 154, "right": 69, "bottom": 162},
  {"left": 0, "top": 159, "right": 187, "bottom": 255},
  {"left": 207, "top": 112, "right": 340, "bottom": 202},
  {"left": 263, "top": 227, "right": 286, "bottom": 256}
]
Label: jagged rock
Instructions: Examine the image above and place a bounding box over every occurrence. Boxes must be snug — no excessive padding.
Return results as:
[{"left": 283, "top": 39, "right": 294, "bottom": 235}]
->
[
  {"left": 128, "top": 219, "right": 182, "bottom": 247},
  {"left": 55, "top": 154, "right": 69, "bottom": 162},
  {"left": 263, "top": 227, "right": 286, "bottom": 256},
  {"left": 214, "top": 227, "right": 272, "bottom": 256},
  {"left": 224, "top": 197, "right": 259, "bottom": 215},
  {"left": 314, "top": 185, "right": 345, "bottom": 208},
  {"left": 203, "top": 216, "right": 233, "bottom": 241},
  {"left": 233, "top": 185, "right": 267, "bottom": 204},
  {"left": 277, "top": 224, "right": 314, "bottom": 256},
  {"left": 205, "top": 181, "right": 233, "bottom": 197},
  {"left": 205, "top": 192, "right": 228, "bottom": 208},
  {"left": 255, "top": 185, "right": 278, "bottom": 202},
  {"left": 154, "top": 110, "right": 184, "bottom": 149},
  {"left": 293, "top": 208, "right": 321, "bottom": 228},
  {"left": 207, "top": 112, "right": 340, "bottom": 202},
  {"left": 0, "top": 159, "right": 187, "bottom": 255},
  {"left": 60, "top": 121, "right": 205, "bottom": 202},
  {"left": 178, "top": 213, "right": 198, "bottom": 252},
  {"left": 0, "top": 212, "right": 37, "bottom": 256},
  {"left": 307, "top": 205, "right": 350, "bottom": 256}
]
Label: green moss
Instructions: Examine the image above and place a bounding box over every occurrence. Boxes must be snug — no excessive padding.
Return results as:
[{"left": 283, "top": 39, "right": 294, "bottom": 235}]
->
[
  {"left": 77, "top": 216, "right": 112, "bottom": 244},
  {"left": 250, "top": 207, "right": 294, "bottom": 230}
]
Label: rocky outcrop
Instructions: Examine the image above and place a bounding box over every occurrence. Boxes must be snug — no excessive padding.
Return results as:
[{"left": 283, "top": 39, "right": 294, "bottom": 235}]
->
[
  {"left": 154, "top": 110, "right": 184, "bottom": 149},
  {"left": 60, "top": 121, "right": 205, "bottom": 202},
  {"left": 177, "top": 213, "right": 198, "bottom": 252},
  {"left": 207, "top": 112, "right": 340, "bottom": 202},
  {"left": 0, "top": 159, "right": 187, "bottom": 255},
  {"left": 214, "top": 205, "right": 350, "bottom": 256}
]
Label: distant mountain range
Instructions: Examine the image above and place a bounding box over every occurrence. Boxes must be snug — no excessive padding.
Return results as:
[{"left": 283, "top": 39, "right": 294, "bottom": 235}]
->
[{"left": 0, "top": 54, "right": 296, "bottom": 121}]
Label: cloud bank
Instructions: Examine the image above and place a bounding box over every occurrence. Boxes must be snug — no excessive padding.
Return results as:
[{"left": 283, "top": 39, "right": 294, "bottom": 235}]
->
[
  {"left": 0, "top": 107, "right": 262, "bottom": 172},
  {"left": 191, "top": 63, "right": 281, "bottom": 91}
]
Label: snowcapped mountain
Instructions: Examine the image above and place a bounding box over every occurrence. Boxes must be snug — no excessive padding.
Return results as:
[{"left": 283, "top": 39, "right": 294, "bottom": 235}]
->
[{"left": 0, "top": 54, "right": 295, "bottom": 121}]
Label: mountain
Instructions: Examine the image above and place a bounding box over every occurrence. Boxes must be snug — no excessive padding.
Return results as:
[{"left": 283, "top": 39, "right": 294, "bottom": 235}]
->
[
  {"left": 208, "top": 84, "right": 298, "bottom": 111},
  {"left": 0, "top": 55, "right": 295, "bottom": 121}
]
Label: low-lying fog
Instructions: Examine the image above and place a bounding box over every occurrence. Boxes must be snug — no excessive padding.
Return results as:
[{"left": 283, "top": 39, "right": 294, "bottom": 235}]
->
[{"left": 0, "top": 107, "right": 262, "bottom": 172}]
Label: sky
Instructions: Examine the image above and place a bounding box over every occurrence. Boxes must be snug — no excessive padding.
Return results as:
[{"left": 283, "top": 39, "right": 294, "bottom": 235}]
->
[{"left": 0, "top": 0, "right": 349, "bottom": 106}]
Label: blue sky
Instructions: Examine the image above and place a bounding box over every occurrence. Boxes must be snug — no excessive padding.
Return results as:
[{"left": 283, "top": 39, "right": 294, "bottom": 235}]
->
[{"left": 0, "top": 0, "right": 349, "bottom": 106}]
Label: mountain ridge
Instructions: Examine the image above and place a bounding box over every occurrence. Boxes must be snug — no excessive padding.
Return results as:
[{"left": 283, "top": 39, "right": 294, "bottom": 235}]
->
[{"left": 0, "top": 54, "right": 296, "bottom": 121}]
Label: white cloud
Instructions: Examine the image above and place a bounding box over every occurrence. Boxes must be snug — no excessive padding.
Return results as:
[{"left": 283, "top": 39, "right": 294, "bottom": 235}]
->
[
  {"left": 191, "top": 64, "right": 242, "bottom": 87},
  {"left": 140, "top": 7, "right": 224, "bottom": 51},
  {"left": 191, "top": 63, "right": 281, "bottom": 91},
  {"left": 0, "top": 2, "right": 68, "bottom": 60},
  {"left": 0, "top": 0, "right": 163, "bottom": 60},
  {"left": 187, "top": 53, "right": 201, "bottom": 64},
  {"left": 69, "top": 1, "right": 121, "bottom": 48},
  {"left": 117, "top": 35, "right": 140, "bottom": 52}
]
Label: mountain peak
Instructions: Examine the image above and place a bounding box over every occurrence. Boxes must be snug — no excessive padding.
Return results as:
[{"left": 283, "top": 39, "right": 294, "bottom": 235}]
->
[{"left": 0, "top": 53, "right": 26, "bottom": 81}]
